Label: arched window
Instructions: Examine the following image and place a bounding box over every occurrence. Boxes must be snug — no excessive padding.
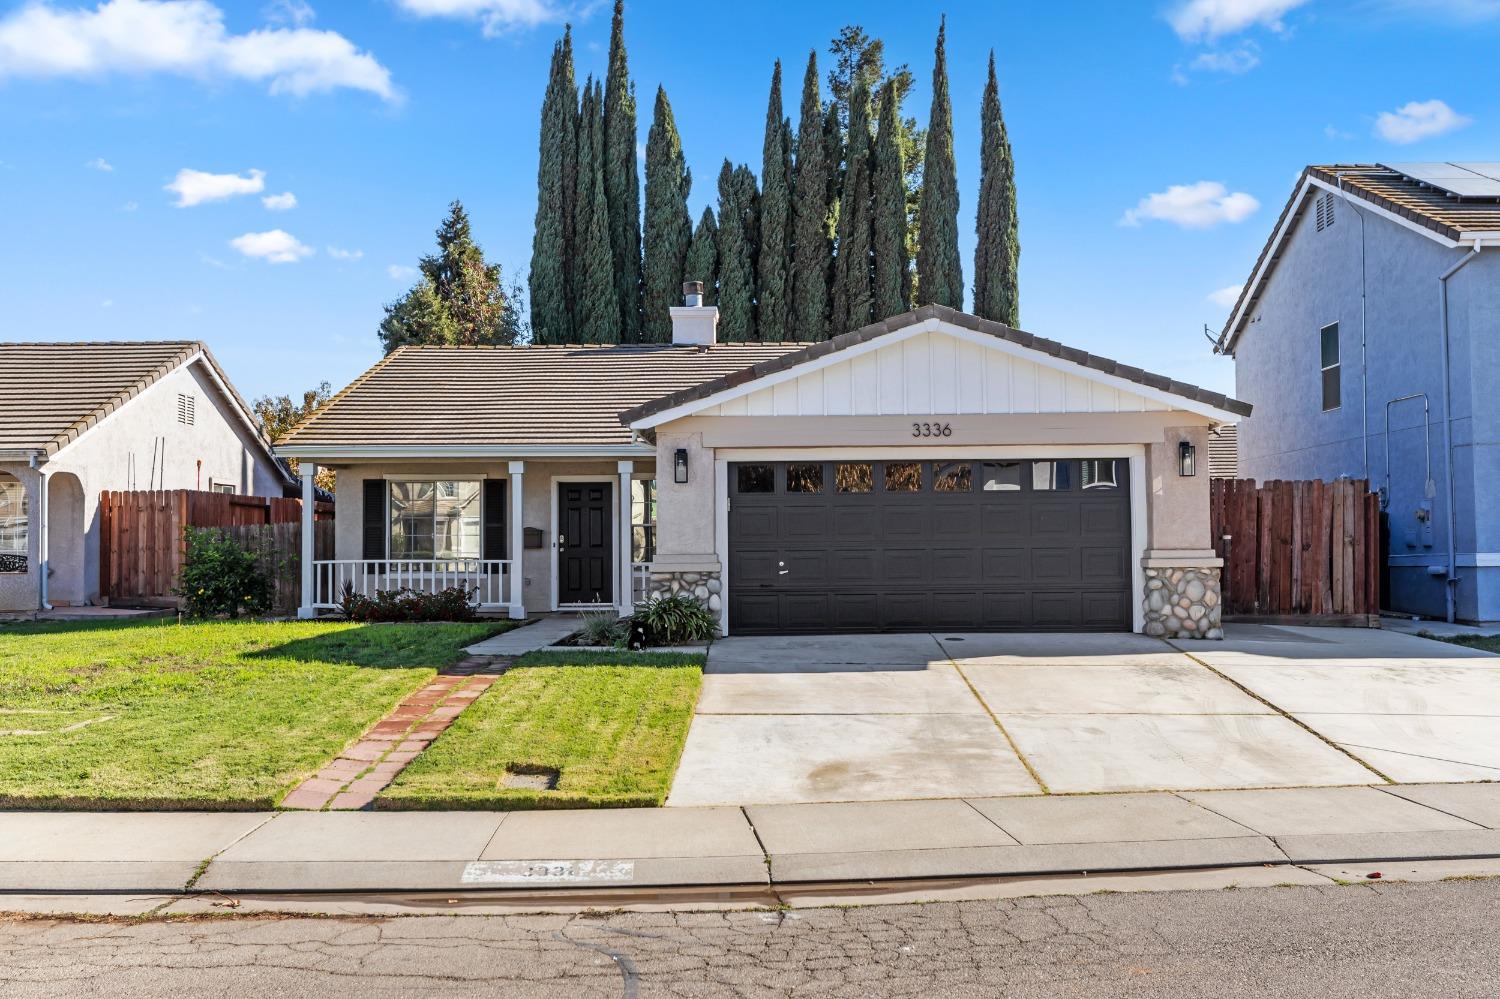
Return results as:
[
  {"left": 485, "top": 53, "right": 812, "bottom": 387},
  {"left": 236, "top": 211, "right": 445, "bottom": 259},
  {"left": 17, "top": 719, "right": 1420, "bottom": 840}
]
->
[{"left": 0, "top": 474, "right": 26, "bottom": 573}]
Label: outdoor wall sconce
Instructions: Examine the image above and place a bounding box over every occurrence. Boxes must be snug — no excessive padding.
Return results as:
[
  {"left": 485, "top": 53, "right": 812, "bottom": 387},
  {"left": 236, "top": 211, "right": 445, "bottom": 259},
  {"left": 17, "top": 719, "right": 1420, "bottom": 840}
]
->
[
  {"left": 1178, "top": 440, "right": 1197, "bottom": 477},
  {"left": 673, "top": 448, "right": 689, "bottom": 484}
]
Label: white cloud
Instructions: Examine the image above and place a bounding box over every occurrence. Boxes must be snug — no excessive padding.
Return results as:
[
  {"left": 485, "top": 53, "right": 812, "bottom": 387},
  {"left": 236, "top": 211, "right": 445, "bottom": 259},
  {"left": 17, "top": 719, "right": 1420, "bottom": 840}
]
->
[
  {"left": 327, "top": 246, "right": 363, "bottom": 260},
  {"left": 230, "top": 228, "right": 313, "bottom": 263},
  {"left": 86, "top": 157, "right": 114, "bottom": 171},
  {"left": 387, "top": 264, "right": 418, "bottom": 280},
  {"left": 1121, "top": 181, "right": 1261, "bottom": 229},
  {"left": 261, "top": 191, "right": 297, "bottom": 211},
  {"left": 1167, "top": 0, "right": 1309, "bottom": 41},
  {"left": 1208, "top": 284, "right": 1244, "bottom": 307},
  {"left": 0, "top": 0, "right": 396, "bottom": 101},
  {"left": 395, "top": 0, "right": 565, "bottom": 35},
  {"left": 264, "top": 0, "right": 316, "bottom": 26},
  {"left": 1373, "top": 99, "right": 1473, "bottom": 144},
  {"left": 166, "top": 167, "right": 265, "bottom": 206},
  {"left": 1188, "top": 42, "right": 1260, "bottom": 74}
]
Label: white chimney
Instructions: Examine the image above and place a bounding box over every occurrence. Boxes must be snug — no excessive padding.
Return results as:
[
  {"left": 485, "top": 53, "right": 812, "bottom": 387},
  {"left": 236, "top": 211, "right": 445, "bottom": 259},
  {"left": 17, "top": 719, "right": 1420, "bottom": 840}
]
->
[{"left": 670, "top": 280, "right": 718, "bottom": 346}]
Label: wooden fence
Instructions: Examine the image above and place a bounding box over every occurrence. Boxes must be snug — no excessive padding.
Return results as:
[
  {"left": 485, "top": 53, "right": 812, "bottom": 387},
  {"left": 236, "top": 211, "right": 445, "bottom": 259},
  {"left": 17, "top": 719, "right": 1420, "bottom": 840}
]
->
[
  {"left": 219, "top": 521, "right": 335, "bottom": 616},
  {"left": 100, "top": 489, "right": 334, "bottom": 608},
  {"left": 1211, "top": 478, "right": 1382, "bottom": 621}
]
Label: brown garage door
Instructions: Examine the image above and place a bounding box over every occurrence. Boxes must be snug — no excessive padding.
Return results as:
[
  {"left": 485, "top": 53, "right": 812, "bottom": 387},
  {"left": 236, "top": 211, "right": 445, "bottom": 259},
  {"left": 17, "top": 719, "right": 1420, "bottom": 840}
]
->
[{"left": 727, "top": 458, "right": 1132, "bottom": 634}]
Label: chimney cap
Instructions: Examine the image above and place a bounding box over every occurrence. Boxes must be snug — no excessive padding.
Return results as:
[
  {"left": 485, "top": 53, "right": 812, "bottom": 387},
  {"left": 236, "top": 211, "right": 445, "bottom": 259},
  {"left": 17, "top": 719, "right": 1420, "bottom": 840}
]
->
[{"left": 682, "top": 280, "right": 704, "bottom": 296}]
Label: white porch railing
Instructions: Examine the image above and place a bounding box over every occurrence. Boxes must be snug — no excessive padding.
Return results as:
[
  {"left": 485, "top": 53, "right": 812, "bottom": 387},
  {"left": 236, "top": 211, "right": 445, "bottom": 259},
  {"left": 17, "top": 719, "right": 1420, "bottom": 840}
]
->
[
  {"left": 631, "top": 562, "right": 654, "bottom": 606},
  {"left": 310, "top": 559, "right": 515, "bottom": 612}
]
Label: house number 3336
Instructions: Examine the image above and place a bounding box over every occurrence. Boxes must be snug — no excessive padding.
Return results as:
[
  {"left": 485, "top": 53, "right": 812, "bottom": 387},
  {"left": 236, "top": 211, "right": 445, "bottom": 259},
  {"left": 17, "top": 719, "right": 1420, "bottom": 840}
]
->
[{"left": 911, "top": 422, "right": 953, "bottom": 438}]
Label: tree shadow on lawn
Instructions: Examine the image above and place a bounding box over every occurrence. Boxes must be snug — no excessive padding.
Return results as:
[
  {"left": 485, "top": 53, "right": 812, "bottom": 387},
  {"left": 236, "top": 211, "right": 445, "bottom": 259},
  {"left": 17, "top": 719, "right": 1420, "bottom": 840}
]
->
[{"left": 242, "top": 620, "right": 513, "bottom": 669}]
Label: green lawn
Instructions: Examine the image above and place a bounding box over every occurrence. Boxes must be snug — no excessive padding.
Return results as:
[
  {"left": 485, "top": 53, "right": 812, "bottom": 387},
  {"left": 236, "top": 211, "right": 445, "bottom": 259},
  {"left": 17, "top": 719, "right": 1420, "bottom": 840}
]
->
[
  {"left": 1431, "top": 633, "right": 1500, "bottom": 654},
  {"left": 0, "top": 618, "right": 507, "bottom": 809},
  {"left": 379, "top": 651, "right": 704, "bottom": 810}
]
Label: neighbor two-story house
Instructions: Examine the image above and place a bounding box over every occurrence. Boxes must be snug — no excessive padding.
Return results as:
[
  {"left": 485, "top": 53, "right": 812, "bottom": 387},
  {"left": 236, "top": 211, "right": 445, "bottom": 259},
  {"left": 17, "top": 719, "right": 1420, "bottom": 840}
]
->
[
  {"left": 1218, "top": 163, "right": 1500, "bottom": 623},
  {"left": 0, "top": 341, "right": 295, "bottom": 612},
  {"left": 278, "top": 294, "right": 1249, "bottom": 639}
]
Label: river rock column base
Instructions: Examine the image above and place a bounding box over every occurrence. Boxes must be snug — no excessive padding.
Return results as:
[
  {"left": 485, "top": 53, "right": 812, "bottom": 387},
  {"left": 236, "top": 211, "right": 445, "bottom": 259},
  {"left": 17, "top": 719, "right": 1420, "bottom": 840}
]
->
[
  {"left": 649, "top": 570, "right": 723, "bottom": 616},
  {"left": 1143, "top": 567, "right": 1223, "bottom": 640}
]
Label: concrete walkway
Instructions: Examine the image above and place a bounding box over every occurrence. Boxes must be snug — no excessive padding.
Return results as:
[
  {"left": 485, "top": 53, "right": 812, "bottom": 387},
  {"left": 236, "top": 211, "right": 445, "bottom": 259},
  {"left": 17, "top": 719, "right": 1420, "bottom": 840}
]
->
[
  {"left": 4, "top": 783, "right": 1500, "bottom": 899},
  {"left": 465, "top": 614, "right": 581, "bottom": 655}
]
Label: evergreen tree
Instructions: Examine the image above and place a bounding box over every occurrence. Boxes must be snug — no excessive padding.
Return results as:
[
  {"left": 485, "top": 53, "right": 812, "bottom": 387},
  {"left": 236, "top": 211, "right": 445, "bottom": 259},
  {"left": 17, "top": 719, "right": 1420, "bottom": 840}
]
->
[
  {"left": 602, "top": 0, "right": 642, "bottom": 341},
  {"left": 684, "top": 206, "right": 719, "bottom": 305},
  {"left": 642, "top": 86, "right": 692, "bottom": 342},
  {"left": 830, "top": 76, "right": 875, "bottom": 336},
  {"left": 790, "top": 54, "right": 832, "bottom": 342},
  {"left": 380, "top": 201, "right": 522, "bottom": 353},
  {"left": 716, "top": 161, "right": 760, "bottom": 342},
  {"left": 822, "top": 101, "right": 843, "bottom": 252},
  {"left": 529, "top": 27, "right": 577, "bottom": 345},
  {"left": 757, "top": 61, "right": 792, "bottom": 342},
  {"left": 252, "top": 382, "right": 335, "bottom": 491},
  {"left": 916, "top": 17, "right": 963, "bottom": 308},
  {"left": 573, "top": 79, "right": 620, "bottom": 344},
  {"left": 872, "top": 79, "right": 911, "bottom": 320},
  {"left": 973, "top": 51, "right": 1020, "bottom": 326}
]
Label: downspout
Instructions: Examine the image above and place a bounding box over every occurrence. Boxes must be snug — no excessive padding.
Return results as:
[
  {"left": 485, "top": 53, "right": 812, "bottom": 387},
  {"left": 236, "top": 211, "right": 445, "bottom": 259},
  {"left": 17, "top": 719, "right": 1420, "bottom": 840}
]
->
[
  {"left": 1333, "top": 173, "right": 1371, "bottom": 479},
  {"left": 30, "top": 454, "right": 50, "bottom": 611},
  {"left": 1438, "top": 238, "right": 1484, "bottom": 623}
]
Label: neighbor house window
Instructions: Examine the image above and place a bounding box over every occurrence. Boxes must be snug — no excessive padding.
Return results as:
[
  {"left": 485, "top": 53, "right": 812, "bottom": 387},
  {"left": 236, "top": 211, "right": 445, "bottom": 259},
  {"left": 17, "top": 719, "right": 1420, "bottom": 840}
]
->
[
  {"left": 631, "top": 479, "right": 656, "bottom": 563},
  {"left": 0, "top": 474, "right": 26, "bottom": 573},
  {"left": 389, "top": 480, "right": 481, "bottom": 559},
  {"left": 210, "top": 481, "right": 236, "bottom": 495},
  {"left": 1320, "top": 322, "right": 1341, "bottom": 411}
]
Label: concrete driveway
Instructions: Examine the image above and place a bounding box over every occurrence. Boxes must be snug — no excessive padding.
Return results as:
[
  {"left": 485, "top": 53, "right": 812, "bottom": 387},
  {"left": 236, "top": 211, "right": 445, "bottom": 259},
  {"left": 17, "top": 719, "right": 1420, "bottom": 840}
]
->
[{"left": 666, "top": 625, "right": 1500, "bottom": 806}]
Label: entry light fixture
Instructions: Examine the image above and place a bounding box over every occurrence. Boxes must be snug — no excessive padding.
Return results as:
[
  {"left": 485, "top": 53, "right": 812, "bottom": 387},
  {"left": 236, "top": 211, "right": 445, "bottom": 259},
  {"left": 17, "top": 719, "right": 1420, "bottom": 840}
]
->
[
  {"left": 674, "top": 448, "right": 689, "bottom": 484},
  {"left": 1178, "top": 440, "right": 1197, "bottom": 477}
]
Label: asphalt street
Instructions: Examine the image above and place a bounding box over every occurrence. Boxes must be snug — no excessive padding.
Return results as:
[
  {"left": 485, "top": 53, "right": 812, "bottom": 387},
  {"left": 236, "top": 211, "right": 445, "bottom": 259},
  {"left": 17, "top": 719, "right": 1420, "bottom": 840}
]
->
[{"left": 2, "top": 878, "right": 1497, "bottom": 997}]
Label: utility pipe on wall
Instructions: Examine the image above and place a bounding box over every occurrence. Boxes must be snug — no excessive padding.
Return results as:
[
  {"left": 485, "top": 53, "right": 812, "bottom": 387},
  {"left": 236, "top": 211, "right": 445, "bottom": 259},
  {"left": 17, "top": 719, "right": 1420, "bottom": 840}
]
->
[
  {"left": 30, "top": 455, "right": 50, "bottom": 611},
  {"left": 1438, "top": 238, "right": 1484, "bottom": 624}
]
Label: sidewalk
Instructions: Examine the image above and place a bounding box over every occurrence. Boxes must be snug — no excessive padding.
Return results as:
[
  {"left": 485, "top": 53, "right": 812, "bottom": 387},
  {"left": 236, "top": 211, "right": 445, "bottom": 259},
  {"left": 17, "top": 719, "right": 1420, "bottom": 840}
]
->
[{"left": 4, "top": 783, "right": 1499, "bottom": 902}]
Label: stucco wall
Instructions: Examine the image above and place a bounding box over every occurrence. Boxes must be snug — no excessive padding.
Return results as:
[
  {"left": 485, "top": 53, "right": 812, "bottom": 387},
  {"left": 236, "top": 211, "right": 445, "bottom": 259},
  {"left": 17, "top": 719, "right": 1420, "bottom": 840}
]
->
[
  {"left": 330, "top": 458, "right": 654, "bottom": 611},
  {"left": 1146, "top": 425, "right": 1213, "bottom": 551},
  {"left": 1232, "top": 193, "right": 1500, "bottom": 619}
]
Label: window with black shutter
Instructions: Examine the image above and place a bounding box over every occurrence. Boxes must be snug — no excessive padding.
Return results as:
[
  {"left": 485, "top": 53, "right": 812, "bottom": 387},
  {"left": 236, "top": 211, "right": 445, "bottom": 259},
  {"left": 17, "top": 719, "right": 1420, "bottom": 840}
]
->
[
  {"left": 361, "top": 479, "right": 386, "bottom": 564},
  {"left": 482, "top": 479, "right": 506, "bottom": 568}
]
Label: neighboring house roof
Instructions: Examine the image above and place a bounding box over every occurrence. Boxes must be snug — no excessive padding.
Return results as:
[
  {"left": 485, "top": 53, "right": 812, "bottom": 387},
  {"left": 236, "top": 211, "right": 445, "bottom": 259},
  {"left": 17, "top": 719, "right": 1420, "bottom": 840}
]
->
[
  {"left": 1219, "top": 163, "right": 1500, "bottom": 354},
  {"left": 0, "top": 340, "right": 294, "bottom": 483},
  {"left": 276, "top": 342, "right": 808, "bottom": 456},
  {"left": 622, "top": 304, "right": 1252, "bottom": 427}
]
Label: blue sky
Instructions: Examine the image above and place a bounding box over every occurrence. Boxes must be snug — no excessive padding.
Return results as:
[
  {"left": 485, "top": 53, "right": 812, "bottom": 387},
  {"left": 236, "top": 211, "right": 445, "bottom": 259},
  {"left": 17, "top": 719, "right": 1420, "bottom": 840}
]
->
[{"left": 1, "top": 0, "right": 1496, "bottom": 402}]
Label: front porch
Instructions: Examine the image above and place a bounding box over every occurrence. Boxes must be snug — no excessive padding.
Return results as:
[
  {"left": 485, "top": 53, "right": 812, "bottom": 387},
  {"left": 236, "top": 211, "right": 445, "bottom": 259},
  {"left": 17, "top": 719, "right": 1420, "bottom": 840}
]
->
[{"left": 297, "top": 457, "right": 658, "bottom": 619}]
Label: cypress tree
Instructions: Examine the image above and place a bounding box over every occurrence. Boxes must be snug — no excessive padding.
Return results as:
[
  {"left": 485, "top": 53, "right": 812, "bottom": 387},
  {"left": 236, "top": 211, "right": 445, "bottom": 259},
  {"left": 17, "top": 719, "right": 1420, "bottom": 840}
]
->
[
  {"left": 529, "top": 27, "right": 577, "bottom": 345},
  {"left": 872, "top": 79, "right": 911, "bottom": 320},
  {"left": 716, "top": 160, "right": 759, "bottom": 342},
  {"left": 789, "top": 51, "right": 831, "bottom": 343},
  {"left": 602, "top": 0, "right": 642, "bottom": 341},
  {"left": 756, "top": 61, "right": 792, "bottom": 342},
  {"left": 822, "top": 101, "right": 842, "bottom": 246},
  {"left": 574, "top": 78, "right": 620, "bottom": 344},
  {"left": 642, "top": 86, "right": 692, "bottom": 342},
  {"left": 973, "top": 51, "right": 1020, "bottom": 327},
  {"left": 684, "top": 206, "right": 719, "bottom": 305},
  {"left": 830, "top": 75, "right": 874, "bottom": 336},
  {"left": 916, "top": 17, "right": 963, "bottom": 309}
]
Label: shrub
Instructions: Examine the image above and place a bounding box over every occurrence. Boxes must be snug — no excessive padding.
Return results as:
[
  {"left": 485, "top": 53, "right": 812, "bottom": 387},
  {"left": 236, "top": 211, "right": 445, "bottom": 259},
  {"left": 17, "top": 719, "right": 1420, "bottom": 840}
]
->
[
  {"left": 576, "top": 609, "right": 628, "bottom": 647},
  {"left": 339, "top": 585, "right": 479, "bottom": 623},
  {"left": 177, "top": 528, "right": 273, "bottom": 619},
  {"left": 628, "top": 594, "right": 718, "bottom": 646}
]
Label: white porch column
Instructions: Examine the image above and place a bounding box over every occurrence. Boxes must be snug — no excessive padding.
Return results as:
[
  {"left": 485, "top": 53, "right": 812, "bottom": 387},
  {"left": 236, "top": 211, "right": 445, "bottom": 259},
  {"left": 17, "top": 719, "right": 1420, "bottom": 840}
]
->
[
  {"left": 296, "top": 465, "right": 316, "bottom": 619},
  {"left": 507, "top": 461, "right": 525, "bottom": 620},
  {"left": 617, "top": 461, "right": 634, "bottom": 615}
]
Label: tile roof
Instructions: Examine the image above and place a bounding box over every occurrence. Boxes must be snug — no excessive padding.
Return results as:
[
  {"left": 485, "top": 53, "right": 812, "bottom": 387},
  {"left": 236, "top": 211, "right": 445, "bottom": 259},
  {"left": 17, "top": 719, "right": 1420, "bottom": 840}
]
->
[
  {"left": 1219, "top": 164, "right": 1500, "bottom": 351},
  {"left": 621, "top": 305, "right": 1252, "bottom": 425},
  {"left": 276, "top": 342, "right": 810, "bottom": 451},
  {"left": 0, "top": 341, "right": 201, "bottom": 455}
]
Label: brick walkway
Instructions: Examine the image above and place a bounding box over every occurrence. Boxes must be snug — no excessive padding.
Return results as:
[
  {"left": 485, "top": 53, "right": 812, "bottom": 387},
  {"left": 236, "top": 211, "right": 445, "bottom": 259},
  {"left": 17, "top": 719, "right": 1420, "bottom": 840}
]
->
[{"left": 281, "top": 656, "right": 508, "bottom": 811}]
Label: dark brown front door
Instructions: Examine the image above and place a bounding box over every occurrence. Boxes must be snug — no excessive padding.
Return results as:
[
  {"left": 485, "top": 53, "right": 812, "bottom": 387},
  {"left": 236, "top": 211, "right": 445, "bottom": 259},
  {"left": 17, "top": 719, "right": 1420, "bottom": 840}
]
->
[
  {"left": 727, "top": 459, "right": 1132, "bottom": 634},
  {"left": 558, "top": 481, "right": 613, "bottom": 605}
]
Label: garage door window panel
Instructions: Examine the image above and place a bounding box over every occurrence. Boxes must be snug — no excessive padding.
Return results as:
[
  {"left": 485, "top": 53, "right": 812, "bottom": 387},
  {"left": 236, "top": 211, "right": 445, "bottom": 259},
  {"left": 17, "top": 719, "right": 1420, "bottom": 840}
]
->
[
  {"left": 933, "top": 462, "right": 973, "bottom": 492},
  {"left": 1032, "top": 461, "right": 1073, "bottom": 491},
  {"left": 737, "top": 464, "right": 774, "bottom": 493},
  {"left": 982, "top": 461, "right": 1024, "bottom": 492},
  {"left": 835, "top": 463, "right": 873, "bottom": 493},
  {"left": 883, "top": 462, "right": 924, "bottom": 492},
  {"left": 786, "top": 463, "right": 824, "bottom": 493}
]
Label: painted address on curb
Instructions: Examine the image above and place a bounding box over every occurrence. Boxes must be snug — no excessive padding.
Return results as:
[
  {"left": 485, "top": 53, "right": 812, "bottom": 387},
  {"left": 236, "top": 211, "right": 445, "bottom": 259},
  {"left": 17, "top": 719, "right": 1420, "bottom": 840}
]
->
[{"left": 461, "top": 860, "right": 636, "bottom": 884}]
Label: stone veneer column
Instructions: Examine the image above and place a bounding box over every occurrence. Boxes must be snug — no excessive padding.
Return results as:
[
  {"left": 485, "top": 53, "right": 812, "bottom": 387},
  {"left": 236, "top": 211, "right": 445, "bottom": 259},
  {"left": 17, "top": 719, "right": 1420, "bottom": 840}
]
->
[
  {"left": 1141, "top": 550, "right": 1223, "bottom": 640},
  {"left": 649, "top": 568, "right": 722, "bottom": 616}
]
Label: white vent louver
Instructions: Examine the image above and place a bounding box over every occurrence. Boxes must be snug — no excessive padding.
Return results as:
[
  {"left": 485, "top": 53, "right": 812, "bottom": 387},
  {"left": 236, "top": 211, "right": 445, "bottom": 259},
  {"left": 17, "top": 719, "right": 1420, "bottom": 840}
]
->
[
  {"left": 177, "top": 393, "right": 195, "bottom": 426},
  {"left": 1315, "top": 192, "right": 1335, "bottom": 232}
]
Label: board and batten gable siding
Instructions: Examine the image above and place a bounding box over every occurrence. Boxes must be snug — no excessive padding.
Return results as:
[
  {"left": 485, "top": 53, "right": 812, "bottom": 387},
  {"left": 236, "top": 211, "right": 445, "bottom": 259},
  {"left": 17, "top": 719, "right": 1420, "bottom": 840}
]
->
[{"left": 705, "top": 331, "right": 1176, "bottom": 419}]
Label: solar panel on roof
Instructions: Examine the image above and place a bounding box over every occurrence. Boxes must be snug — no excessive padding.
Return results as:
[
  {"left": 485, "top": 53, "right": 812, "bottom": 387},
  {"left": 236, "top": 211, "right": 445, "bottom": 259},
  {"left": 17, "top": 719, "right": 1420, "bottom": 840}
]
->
[{"left": 1383, "top": 162, "right": 1500, "bottom": 198}]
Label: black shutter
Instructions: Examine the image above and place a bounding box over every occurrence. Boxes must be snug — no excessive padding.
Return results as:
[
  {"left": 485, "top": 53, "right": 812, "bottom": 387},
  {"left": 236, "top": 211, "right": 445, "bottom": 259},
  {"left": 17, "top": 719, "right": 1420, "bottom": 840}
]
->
[
  {"left": 482, "top": 479, "right": 507, "bottom": 561},
  {"left": 362, "top": 480, "right": 386, "bottom": 562}
]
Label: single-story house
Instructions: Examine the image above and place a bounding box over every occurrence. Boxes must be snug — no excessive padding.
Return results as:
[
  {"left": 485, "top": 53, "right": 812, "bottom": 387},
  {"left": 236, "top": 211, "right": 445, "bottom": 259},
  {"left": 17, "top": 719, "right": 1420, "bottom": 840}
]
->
[
  {"left": 0, "top": 341, "right": 296, "bottom": 612},
  {"left": 277, "top": 294, "right": 1250, "bottom": 638}
]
